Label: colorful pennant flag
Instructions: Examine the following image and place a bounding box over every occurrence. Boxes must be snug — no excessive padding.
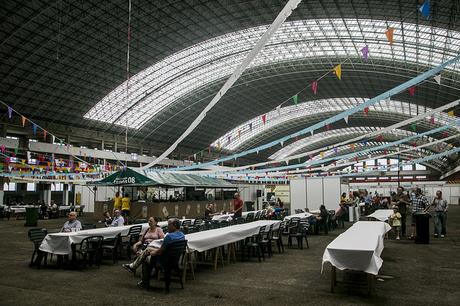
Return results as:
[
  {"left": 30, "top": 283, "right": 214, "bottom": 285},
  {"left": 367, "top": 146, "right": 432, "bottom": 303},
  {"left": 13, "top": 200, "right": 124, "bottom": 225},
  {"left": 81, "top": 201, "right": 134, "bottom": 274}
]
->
[
  {"left": 43, "top": 129, "right": 47, "bottom": 140},
  {"left": 249, "top": 123, "right": 253, "bottom": 131},
  {"left": 21, "top": 116, "right": 26, "bottom": 127},
  {"left": 364, "top": 107, "right": 369, "bottom": 115},
  {"left": 320, "top": 152, "right": 324, "bottom": 159},
  {"left": 344, "top": 116, "right": 349, "bottom": 124},
  {"left": 333, "top": 64, "right": 342, "bottom": 80},
  {"left": 411, "top": 123, "right": 417, "bottom": 132},
  {"left": 0, "top": 145, "right": 5, "bottom": 153},
  {"left": 409, "top": 86, "right": 415, "bottom": 96},
  {"left": 292, "top": 94, "right": 298, "bottom": 105},
  {"left": 385, "top": 27, "right": 394, "bottom": 45},
  {"left": 419, "top": 0, "right": 430, "bottom": 18},
  {"left": 448, "top": 110, "right": 455, "bottom": 117},
  {"left": 261, "top": 114, "right": 267, "bottom": 124},
  {"left": 312, "top": 81, "right": 318, "bottom": 94},
  {"left": 238, "top": 130, "right": 241, "bottom": 139},
  {"left": 430, "top": 115, "right": 435, "bottom": 124},
  {"left": 276, "top": 105, "right": 281, "bottom": 116},
  {"left": 434, "top": 74, "right": 441, "bottom": 85},
  {"left": 33, "top": 123, "right": 37, "bottom": 136},
  {"left": 360, "top": 45, "right": 369, "bottom": 61}
]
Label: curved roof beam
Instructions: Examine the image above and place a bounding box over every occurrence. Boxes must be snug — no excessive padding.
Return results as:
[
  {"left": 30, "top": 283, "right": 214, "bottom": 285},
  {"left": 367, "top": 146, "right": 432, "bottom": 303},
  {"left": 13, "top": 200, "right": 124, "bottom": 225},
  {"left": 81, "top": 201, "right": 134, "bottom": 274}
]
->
[
  {"left": 84, "top": 19, "right": 460, "bottom": 129},
  {"left": 212, "top": 98, "right": 457, "bottom": 151}
]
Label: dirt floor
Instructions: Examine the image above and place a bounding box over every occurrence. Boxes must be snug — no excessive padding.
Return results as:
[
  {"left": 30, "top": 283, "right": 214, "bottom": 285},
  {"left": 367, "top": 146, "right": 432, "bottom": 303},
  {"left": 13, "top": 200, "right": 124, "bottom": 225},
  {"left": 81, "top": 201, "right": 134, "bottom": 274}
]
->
[{"left": 0, "top": 207, "right": 459, "bottom": 306}]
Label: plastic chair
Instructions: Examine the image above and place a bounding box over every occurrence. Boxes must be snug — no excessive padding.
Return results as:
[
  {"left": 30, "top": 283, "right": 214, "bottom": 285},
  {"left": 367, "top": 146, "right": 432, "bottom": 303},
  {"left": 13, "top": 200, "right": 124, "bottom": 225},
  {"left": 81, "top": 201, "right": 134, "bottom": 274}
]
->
[
  {"left": 102, "top": 233, "right": 122, "bottom": 263},
  {"left": 155, "top": 240, "right": 188, "bottom": 293},
  {"left": 76, "top": 235, "right": 103, "bottom": 267},
  {"left": 122, "top": 225, "right": 142, "bottom": 260},
  {"left": 28, "top": 228, "right": 48, "bottom": 267}
]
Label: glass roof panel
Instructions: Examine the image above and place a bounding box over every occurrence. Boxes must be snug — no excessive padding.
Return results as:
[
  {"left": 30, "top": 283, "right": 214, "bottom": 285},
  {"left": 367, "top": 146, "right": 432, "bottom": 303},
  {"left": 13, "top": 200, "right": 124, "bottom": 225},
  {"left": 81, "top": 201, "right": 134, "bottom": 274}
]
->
[
  {"left": 84, "top": 19, "right": 460, "bottom": 129},
  {"left": 211, "top": 98, "right": 457, "bottom": 152}
]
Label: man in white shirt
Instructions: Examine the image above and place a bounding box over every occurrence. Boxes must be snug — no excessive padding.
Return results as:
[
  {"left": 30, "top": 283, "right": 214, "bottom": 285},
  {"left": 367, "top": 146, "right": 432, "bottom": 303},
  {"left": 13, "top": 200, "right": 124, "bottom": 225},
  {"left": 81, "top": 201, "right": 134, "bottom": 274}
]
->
[
  {"left": 61, "top": 212, "right": 82, "bottom": 232},
  {"left": 110, "top": 209, "right": 125, "bottom": 227}
]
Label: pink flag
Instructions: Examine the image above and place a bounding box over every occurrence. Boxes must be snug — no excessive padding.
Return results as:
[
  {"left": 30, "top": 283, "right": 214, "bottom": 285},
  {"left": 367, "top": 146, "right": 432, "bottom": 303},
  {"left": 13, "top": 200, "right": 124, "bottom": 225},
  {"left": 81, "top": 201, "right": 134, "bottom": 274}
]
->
[
  {"left": 360, "top": 45, "right": 369, "bottom": 61},
  {"left": 261, "top": 114, "right": 266, "bottom": 124},
  {"left": 409, "top": 87, "right": 415, "bottom": 96},
  {"left": 311, "top": 81, "right": 318, "bottom": 94}
]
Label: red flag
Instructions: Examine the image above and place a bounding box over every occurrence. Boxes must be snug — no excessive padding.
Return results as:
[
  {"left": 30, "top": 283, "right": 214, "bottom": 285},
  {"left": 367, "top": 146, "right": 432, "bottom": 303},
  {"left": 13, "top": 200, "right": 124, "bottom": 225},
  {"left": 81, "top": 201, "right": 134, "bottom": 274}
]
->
[
  {"left": 376, "top": 135, "right": 384, "bottom": 142},
  {"left": 409, "top": 87, "right": 415, "bottom": 96},
  {"left": 430, "top": 115, "right": 435, "bottom": 124},
  {"left": 311, "top": 81, "right": 318, "bottom": 94},
  {"left": 326, "top": 124, "right": 331, "bottom": 130},
  {"left": 364, "top": 107, "right": 369, "bottom": 115},
  {"left": 261, "top": 114, "right": 267, "bottom": 124}
]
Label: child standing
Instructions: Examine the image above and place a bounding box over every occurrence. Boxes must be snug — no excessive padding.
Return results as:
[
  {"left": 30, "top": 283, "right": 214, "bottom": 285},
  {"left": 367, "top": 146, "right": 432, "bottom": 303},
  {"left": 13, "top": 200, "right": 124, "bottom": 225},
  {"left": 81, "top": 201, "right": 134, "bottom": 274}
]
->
[{"left": 390, "top": 205, "right": 402, "bottom": 240}]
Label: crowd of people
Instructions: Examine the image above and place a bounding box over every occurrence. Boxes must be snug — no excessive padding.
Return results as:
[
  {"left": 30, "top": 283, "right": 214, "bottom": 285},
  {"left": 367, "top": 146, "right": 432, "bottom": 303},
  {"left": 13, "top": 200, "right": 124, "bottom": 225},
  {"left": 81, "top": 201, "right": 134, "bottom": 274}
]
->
[{"left": 335, "top": 186, "right": 448, "bottom": 239}]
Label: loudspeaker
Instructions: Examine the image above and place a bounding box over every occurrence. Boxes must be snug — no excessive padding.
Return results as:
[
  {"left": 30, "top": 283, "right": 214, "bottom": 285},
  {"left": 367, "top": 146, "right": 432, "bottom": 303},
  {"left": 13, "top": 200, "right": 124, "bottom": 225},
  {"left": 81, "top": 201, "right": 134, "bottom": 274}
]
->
[{"left": 256, "top": 190, "right": 262, "bottom": 197}]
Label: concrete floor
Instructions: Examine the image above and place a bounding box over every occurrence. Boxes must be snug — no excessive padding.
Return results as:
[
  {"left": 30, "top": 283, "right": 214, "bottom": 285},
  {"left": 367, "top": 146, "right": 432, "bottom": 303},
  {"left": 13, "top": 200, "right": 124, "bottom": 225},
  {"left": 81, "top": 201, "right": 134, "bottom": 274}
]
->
[{"left": 0, "top": 207, "right": 459, "bottom": 306}]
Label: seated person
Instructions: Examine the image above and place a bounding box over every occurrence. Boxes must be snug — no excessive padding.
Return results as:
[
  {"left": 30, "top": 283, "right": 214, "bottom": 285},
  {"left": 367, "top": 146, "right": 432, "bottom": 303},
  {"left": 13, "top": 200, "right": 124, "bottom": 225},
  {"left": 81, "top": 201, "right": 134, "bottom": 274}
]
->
[
  {"left": 50, "top": 201, "right": 58, "bottom": 218},
  {"left": 101, "top": 211, "right": 113, "bottom": 227},
  {"left": 61, "top": 212, "right": 82, "bottom": 232},
  {"left": 204, "top": 203, "right": 216, "bottom": 220},
  {"left": 136, "top": 218, "right": 185, "bottom": 289},
  {"left": 122, "top": 217, "right": 165, "bottom": 273},
  {"left": 311, "top": 205, "right": 329, "bottom": 234},
  {"left": 110, "top": 210, "right": 125, "bottom": 227}
]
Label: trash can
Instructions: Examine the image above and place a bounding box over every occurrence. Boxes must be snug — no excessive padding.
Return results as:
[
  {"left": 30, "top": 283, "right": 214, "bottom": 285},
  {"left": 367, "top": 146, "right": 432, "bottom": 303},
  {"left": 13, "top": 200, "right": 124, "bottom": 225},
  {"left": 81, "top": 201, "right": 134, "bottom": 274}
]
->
[
  {"left": 414, "top": 212, "right": 431, "bottom": 244},
  {"left": 245, "top": 201, "right": 255, "bottom": 211},
  {"left": 25, "top": 207, "right": 39, "bottom": 227}
]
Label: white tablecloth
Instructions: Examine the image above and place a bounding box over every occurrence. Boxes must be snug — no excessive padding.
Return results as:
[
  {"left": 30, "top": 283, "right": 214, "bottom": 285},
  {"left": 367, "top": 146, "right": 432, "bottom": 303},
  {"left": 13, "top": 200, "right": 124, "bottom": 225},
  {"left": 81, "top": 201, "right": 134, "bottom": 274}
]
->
[
  {"left": 59, "top": 205, "right": 85, "bottom": 211},
  {"left": 39, "top": 223, "right": 150, "bottom": 255},
  {"left": 284, "top": 212, "right": 312, "bottom": 220},
  {"left": 149, "top": 220, "right": 280, "bottom": 252},
  {"left": 366, "top": 209, "right": 394, "bottom": 222},
  {"left": 322, "top": 221, "right": 391, "bottom": 275},
  {"left": 211, "top": 210, "right": 261, "bottom": 221}
]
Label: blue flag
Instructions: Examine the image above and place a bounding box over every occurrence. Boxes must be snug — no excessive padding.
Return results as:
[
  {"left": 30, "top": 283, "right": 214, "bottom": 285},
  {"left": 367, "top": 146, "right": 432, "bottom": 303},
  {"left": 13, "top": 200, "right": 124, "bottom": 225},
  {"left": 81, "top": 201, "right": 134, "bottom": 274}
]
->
[{"left": 419, "top": 1, "right": 430, "bottom": 18}]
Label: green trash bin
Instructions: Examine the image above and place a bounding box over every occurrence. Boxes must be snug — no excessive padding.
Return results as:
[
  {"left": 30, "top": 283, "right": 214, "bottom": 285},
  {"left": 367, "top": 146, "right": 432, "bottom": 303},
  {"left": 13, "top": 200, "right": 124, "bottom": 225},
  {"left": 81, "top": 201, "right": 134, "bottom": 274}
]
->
[{"left": 25, "top": 207, "right": 39, "bottom": 227}]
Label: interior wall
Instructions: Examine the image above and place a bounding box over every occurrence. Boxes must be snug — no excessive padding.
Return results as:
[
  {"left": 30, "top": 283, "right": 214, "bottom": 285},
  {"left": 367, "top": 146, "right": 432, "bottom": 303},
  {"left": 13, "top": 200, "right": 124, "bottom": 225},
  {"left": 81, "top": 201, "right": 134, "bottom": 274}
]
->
[
  {"left": 289, "top": 179, "right": 307, "bottom": 211},
  {"left": 306, "top": 178, "right": 323, "bottom": 210}
]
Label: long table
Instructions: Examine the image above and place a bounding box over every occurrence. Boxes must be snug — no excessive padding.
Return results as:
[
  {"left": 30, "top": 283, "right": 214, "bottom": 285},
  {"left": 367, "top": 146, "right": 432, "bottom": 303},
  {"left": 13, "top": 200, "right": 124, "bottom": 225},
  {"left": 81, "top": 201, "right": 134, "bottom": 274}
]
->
[
  {"left": 366, "top": 209, "right": 394, "bottom": 222},
  {"left": 284, "top": 212, "right": 312, "bottom": 221},
  {"left": 149, "top": 220, "right": 280, "bottom": 252},
  {"left": 322, "top": 221, "right": 391, "bottom": 293},
  {"left": 39, "top": 223, "right": 150, "bottom": 255},
  {"left": 211, "top": 210, "right": 262, "bottom": 222}
]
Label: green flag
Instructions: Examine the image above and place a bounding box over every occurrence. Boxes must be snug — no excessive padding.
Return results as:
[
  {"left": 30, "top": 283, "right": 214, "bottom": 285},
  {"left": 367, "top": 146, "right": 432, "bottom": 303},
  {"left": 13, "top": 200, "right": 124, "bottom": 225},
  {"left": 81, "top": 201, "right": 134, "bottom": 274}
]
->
[
  {"left": 292, "top": 94, "right": 298, "bottom": 105},
  {"left": 411, "top": 123, "right": 417, "bottom": 132}
]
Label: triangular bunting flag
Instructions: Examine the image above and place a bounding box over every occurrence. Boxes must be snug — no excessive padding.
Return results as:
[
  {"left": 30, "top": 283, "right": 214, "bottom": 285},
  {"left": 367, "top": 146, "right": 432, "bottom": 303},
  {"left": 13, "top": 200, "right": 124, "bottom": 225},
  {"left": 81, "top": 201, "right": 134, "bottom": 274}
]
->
[
  {"left": 409, "top": 87, "right": 415, "bottom": 96},
  {"left": 238, "top": 130, "right": 241, "bottom": 139},
  {"left": 276, "top": 105, "right": 281, "bottom": 116},
  {"left": 33, "top": 124, "right": 37, "bottom": 136},
  {"left": 21, "top": 116, "right": 26, "bottom": 127},
  {"left": 310, "top": 130, "right": 314, "bottom": 136},
  {"left": 419, "top": 0, "right": 430, "bottom": 18},
  {"left": 430, "top": 115, "right": 435, "bottom": 124},
  {"left": 280, "top": 141, "right": 284, "bottom": 147},
  {"left": 364, "top": 107, "right": 369, "bottom": 115},
  {"left": 333, "top": 64, "right": 342, "bottom": 80},
  {"left": 344, "top": 116, "right": 349, "bottom": 124},
  {"left": 448, "top": 110, "right": 455, "bottom": 117},
  {"left": 385, "top": 27, "right": 394, "bottom": 45},
  {"left": 43, "top": 130, "right": 47, "bottom": 140},
  {"left": 311, "top": 81, "right": 318, "bottom": 95},
  {"left": 360, "top": 45, "right": 369, "bottom": 61},
  {"left": 261, "top": 114, "right": 267, "bottom": 124},
  {"left": 411, "top": 123, "right": 417, "bottom": 132},
  {"left": 249, "top": 123, "right": 253, "bottom": 131},
  {"left": 292, "top": 94, "right": 298, "bottom": 105},
  {"left": 434, "top": 74, "right": 441, "bottom": 85}
]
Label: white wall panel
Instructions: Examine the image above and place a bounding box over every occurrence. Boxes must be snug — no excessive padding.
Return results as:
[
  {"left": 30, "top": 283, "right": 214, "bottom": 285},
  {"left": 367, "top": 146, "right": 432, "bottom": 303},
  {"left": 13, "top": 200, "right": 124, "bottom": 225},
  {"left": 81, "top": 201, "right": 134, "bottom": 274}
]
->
[
  {"left": 306, "top": 178, "right": 323, "bottom": 210},
  {"left": 290, "top": 179, "right": 307, "bottom": 211}
]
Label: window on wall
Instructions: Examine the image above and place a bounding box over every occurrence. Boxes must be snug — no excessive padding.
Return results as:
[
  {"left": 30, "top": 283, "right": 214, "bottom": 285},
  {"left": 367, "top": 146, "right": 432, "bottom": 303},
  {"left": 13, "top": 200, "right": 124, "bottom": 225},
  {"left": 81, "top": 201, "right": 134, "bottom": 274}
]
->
[
  {"left": 26, "top": 183, "right": 36, "bottom": 192},
  {"left": 51, "top": 183, "right": 63, "bottom": 191},
  {"left": 3, "top": 182, "right": 16, "bottom": 191}
]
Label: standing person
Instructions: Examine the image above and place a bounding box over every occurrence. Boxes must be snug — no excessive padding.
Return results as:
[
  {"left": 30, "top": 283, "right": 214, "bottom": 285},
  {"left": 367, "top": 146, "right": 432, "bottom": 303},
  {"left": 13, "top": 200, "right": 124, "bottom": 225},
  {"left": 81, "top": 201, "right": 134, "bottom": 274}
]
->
[
  {"left": 204, "top": 203, "right": 215, "bottom": 220},
  {"left": 389, "top": 206, "right": 402, "bottom": 240},
  {"left": 113, "top": 191, "right": 122, "bottom": 212},
  {"left": 231, "top": 192, "right": 243, "bottom": 218},
  {"left": 410, "top": 188, "right": 429, "bottom": 239},
  {"left": 392, "top": 187, "right": 410, "bottom": 237},
  {"left": 429, "top": 190, "right": 448, "bottom": 238},
  {"left": 121, "top": 193, "right": 131, "bottom": 224}
]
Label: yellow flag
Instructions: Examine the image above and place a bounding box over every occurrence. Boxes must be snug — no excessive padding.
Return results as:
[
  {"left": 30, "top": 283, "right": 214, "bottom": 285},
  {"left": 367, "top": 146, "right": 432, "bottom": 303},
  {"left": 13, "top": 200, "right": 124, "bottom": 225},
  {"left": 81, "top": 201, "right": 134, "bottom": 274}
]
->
[
  {"left": 334, "top": 64, "right": 342, "bottom": 80},
  {"left": 448, "top": 110, "right": 455, "bottom": 117},
  {"left": 385, "top": 27, "right": 394, "bottom": 45},
  {"left": 320, "top": 152, "right": 324, "bottom": 158}
]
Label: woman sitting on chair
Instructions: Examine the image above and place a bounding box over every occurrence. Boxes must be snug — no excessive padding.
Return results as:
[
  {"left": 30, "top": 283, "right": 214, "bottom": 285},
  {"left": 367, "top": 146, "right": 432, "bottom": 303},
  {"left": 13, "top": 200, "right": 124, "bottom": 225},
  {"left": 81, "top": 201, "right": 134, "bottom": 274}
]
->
[{"left": 122, "top": 217, "right": 164, "bottom": 273}]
